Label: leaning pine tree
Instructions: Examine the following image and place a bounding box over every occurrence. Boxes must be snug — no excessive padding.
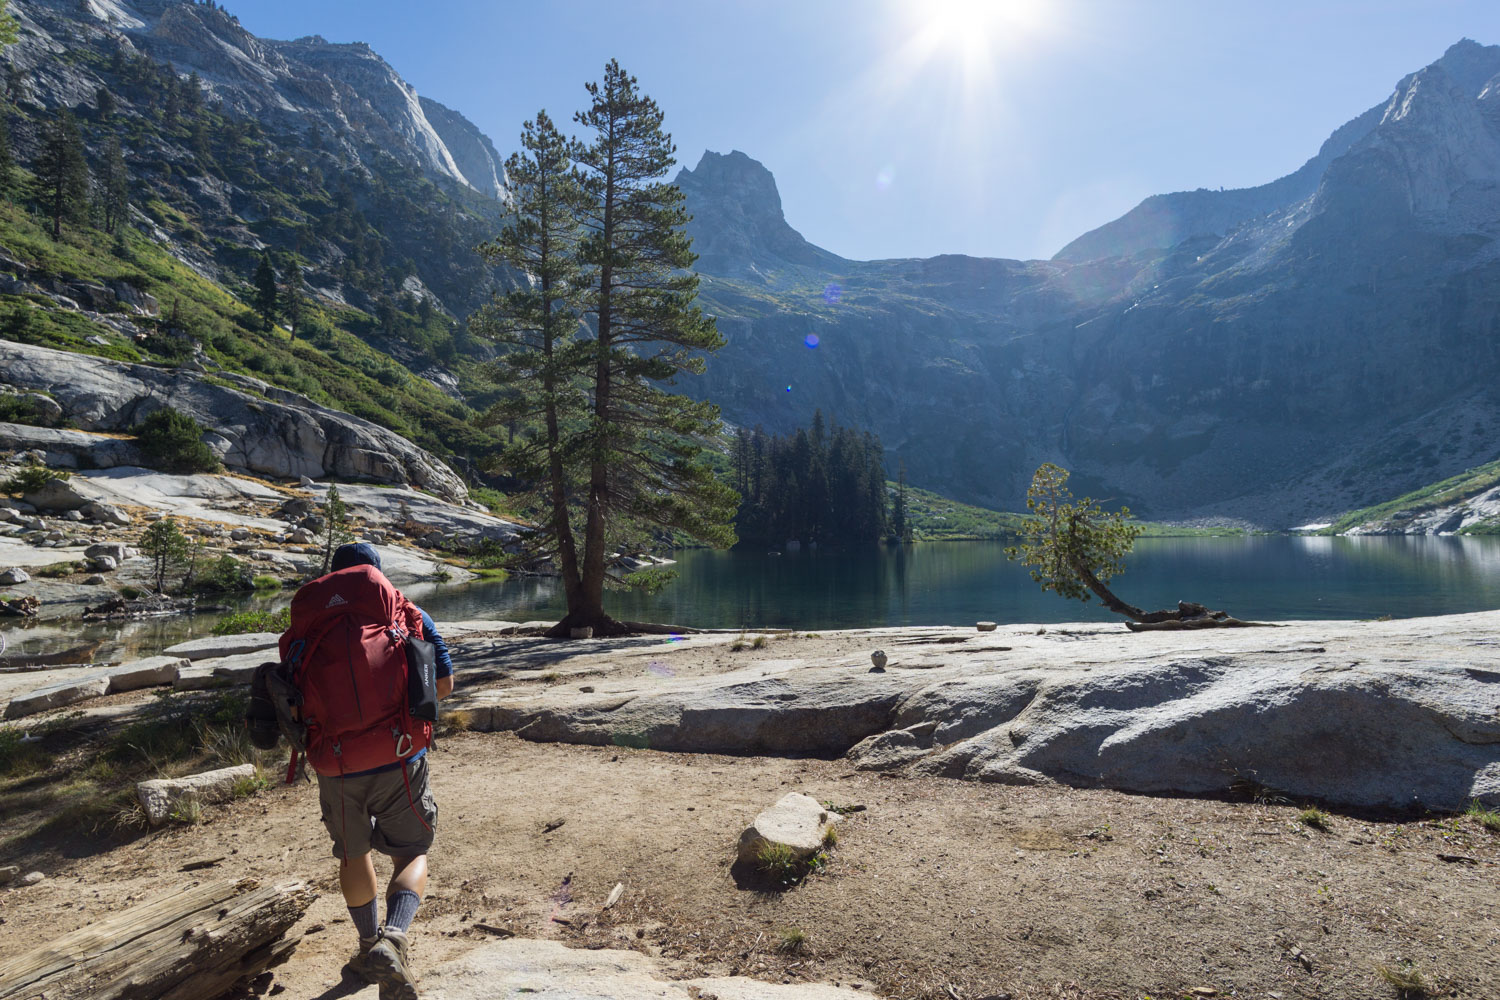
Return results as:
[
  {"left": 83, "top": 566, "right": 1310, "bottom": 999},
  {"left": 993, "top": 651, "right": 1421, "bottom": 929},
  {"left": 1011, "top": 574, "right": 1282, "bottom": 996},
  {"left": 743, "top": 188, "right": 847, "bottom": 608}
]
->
[
  {"left": 565, "top": 60, "right": 738, "bottom": 635},
  {"left": 1006, "top": 463, "right": 1263, "bottom": 631},
  {"left": 471, "top": 110, "right": 593, "bottom": 615}
]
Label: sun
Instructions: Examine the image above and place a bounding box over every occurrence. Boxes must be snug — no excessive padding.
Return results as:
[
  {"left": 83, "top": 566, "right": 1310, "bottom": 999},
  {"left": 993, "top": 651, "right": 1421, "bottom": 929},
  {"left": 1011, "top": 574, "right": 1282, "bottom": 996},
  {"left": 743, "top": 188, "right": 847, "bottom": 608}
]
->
[{"left": 903, "top": 0, "right": 1051, "bottom": 78}]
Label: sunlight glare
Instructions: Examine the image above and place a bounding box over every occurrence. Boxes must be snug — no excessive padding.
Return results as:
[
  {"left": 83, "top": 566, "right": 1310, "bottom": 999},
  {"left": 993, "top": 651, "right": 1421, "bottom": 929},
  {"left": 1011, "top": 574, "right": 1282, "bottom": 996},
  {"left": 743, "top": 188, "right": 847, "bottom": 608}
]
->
[{"left": 911, "top": 0, "right": 1050, "bottom": 73}]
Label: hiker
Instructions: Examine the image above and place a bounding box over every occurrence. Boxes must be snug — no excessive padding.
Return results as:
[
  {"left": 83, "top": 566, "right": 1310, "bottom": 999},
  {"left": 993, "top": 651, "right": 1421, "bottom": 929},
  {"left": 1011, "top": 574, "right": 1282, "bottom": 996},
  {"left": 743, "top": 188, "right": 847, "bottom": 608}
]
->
[{"left": 282, "top": 542, "right": 454, "bottom": 1000}]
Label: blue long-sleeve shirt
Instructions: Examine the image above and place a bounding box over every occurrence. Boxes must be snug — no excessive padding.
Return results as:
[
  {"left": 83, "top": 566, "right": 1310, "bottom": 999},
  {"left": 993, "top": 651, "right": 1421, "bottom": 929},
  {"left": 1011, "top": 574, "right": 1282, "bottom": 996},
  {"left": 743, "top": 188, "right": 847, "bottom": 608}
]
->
[{"left": 419, "top": 608, "right": 452, "bottom": 679}]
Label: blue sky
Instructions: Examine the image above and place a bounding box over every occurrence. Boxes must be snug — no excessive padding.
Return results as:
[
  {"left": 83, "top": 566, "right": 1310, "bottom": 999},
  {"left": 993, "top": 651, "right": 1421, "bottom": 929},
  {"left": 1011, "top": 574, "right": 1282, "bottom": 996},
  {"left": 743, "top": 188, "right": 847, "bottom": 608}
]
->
[{"left": 234, "top": 1, "right": 1500, "bottom": 262}]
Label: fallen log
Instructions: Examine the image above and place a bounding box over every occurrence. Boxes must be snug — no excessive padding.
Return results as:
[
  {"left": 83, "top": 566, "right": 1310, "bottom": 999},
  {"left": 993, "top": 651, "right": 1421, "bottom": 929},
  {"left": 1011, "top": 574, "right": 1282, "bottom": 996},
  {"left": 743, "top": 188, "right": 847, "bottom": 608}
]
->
[
  {"left": 0, "top": 877, "right": 316, "bottom": 1000},
  {"left": 1124, "top": 601, "right": 1276, "bottom": 632},
  {"left": 0, "top": 596, "right": 39, "bottom": 618}
]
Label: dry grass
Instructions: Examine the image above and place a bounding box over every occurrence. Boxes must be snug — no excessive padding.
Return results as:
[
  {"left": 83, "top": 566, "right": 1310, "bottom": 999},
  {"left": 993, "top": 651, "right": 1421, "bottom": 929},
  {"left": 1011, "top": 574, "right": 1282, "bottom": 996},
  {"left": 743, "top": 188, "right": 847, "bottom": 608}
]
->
[
  {"left": 1376, "top": 960, "right": 1428, "bottom": 997},
  {"left": 777, "top": 927, "right": 808, "bottom": 954},
  {"left": 1465, "top": 799, "right": 1500, "bottom": 832},
  {"left": 1299, "top": 807, "right": 1332, "bottom": 831}
]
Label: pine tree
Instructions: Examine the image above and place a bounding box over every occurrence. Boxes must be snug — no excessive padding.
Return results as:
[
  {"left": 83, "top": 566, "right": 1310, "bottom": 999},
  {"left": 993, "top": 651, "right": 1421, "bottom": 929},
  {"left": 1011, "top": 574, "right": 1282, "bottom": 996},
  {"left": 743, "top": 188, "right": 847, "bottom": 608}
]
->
[
  {"left": 892, "top": 460, "right": 912, "bottom": 542},
  {"left": 0, "top": 0, "right": 16, "bottom": 48},
  {"left": 183, "top": 70, "right": 203, "bottom": 111},
  {"left": 33, "top": 112, "right": 90, "bottom": 239},
  {"left": 281, "top": 254, "right": 304, "bottom": 338},
  {"left": 101, "top": 136, "right": 129, "bottom": 234},
  {"left": 253, "top": 252, "right": 278, "bottom": 331},
  {"left": 472, "top": 110, "right": 591, "bottom": 613},
  {"left": 564, "top": 60, "right": 738, "bottom": 634},
  {"left": 319, "top": 485, "right": 353, "bottom": 575}
]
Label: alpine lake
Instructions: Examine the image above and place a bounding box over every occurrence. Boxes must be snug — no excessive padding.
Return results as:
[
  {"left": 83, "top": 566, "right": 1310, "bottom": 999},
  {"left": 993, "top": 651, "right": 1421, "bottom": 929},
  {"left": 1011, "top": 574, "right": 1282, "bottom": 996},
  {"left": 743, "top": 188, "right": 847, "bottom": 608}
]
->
[{"left": 11, "top": 535, "right": 1500, "bottom": 666}]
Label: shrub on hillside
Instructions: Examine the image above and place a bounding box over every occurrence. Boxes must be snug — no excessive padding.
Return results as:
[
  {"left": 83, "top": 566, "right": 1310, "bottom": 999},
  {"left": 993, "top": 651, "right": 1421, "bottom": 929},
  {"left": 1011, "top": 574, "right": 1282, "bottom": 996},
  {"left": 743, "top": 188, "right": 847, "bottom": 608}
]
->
[
  {"left": 0, "top": 458, "right": 68, "bottom": 495},
  {"left": 212, "top": 607, "right": 290, "bottom": 636},
  {"left": 196, "top": 554, "right": 253, "bottom": 593},
  {"left": 135, "top": 408, "right": 221, "bottom": 474}
]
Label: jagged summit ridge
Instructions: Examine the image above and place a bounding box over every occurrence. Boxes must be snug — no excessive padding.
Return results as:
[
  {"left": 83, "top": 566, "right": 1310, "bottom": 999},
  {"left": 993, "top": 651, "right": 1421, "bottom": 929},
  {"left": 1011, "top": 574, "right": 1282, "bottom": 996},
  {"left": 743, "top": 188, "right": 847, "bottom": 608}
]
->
[
  {"left": 674, "top": 150, "right": 843, "bottom": 280},
  {"left": 1055, "top": 37, "right": 1500, "bottom": 263},
  {"left": 12, "top": 0, "right": 507, "bottom": 200}
]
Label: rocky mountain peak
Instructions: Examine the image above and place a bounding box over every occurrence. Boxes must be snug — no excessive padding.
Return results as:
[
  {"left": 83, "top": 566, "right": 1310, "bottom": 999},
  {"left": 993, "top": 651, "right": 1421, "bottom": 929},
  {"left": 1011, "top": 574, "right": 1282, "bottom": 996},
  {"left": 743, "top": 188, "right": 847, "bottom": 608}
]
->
[
  {"left": 1429, "top": 38, "right": 1500, "bottom": 98},
  {"left": 676, "top": 150, "right": 842, "bottom": 281},
  {"left": 679, "top": 150, "right": 786, "bottom": 219}
]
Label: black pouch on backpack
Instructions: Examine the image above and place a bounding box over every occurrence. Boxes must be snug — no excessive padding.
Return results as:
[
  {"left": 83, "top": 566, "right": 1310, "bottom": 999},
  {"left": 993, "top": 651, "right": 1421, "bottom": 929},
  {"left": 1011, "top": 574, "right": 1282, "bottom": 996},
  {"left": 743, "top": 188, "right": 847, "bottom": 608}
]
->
[
  {"left": 245, "top": 662, "right": 282, "bottom": 751},
  {"left": 405, "top": 635, "right": 439, "bottom": 722}
]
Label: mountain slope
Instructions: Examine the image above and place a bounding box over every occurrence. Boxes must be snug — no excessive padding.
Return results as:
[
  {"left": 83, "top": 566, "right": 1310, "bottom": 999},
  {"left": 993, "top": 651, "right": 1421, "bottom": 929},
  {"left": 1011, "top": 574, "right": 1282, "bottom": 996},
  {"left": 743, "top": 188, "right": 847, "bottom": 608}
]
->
[
  {"left": 677, "top": 40, "right": 1500, "bottom": 526},
  {"left": 6, "top": 2, "right": 1500, "bottom": 530}
]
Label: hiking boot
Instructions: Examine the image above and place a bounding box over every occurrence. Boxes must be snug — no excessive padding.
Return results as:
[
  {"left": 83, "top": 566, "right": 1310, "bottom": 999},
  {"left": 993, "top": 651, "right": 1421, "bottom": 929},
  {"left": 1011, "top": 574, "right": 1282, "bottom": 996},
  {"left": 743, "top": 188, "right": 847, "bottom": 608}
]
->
[
  {"left": 366, "top": 926, "right": 419, "bottom": 1000},
  {"left": 346, "top": 934, "right": 382, "bottom": 984}
]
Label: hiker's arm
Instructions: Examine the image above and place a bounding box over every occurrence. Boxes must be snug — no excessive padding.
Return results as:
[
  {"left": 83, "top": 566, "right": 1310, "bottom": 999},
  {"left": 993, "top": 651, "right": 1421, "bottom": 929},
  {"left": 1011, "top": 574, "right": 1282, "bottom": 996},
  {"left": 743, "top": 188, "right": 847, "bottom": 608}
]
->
[{"left": 421, "top": 608, "right": 455, "bottom": 698}]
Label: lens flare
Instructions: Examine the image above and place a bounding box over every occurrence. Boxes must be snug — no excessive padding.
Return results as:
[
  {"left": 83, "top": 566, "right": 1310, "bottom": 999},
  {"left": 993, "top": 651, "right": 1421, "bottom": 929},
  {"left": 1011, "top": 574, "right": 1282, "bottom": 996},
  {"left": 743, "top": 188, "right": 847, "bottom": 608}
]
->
[
  {"left": 875, "top": 165, "right": 896, "bottom": 191},
  {"left": 804, "top": 333, "right": 820, "bottom": 348},
  {"left": 822, "top": 283, "right": 842, "bottom": 304}
]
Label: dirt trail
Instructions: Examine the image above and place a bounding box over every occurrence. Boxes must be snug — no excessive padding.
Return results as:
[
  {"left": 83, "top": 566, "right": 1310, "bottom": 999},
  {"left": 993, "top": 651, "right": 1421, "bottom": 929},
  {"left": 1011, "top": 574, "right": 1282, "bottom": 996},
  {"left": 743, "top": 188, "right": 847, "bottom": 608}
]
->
[{"left": 2, "top": 732, "right": 1497, "bottom": 1000}]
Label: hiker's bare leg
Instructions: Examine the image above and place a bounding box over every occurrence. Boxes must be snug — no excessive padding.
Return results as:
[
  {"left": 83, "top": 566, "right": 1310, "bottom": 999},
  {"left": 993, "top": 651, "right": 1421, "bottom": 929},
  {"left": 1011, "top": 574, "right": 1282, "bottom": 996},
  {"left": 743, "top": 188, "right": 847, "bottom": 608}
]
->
[
  {"left": 389, "top": 853, "right": 428, "bottom": 898},
  {"left": 340, "top": 852, "right": 379, "bottom": 907}
]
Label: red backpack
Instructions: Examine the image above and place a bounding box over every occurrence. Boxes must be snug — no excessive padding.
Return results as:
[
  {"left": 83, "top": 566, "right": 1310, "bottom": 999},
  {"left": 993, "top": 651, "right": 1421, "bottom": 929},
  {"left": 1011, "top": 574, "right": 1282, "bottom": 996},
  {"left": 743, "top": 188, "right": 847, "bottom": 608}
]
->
[{"left": 277, "top": 564, "right": 431, "bottom": 777}]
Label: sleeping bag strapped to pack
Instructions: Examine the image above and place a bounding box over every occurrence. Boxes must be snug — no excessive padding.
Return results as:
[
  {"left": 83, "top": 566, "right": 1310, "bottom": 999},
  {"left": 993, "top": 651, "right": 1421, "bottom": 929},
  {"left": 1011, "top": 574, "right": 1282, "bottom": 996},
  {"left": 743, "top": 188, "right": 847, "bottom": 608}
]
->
[{"left": 277, "top": 563, "right": 431, "bottom": 776}]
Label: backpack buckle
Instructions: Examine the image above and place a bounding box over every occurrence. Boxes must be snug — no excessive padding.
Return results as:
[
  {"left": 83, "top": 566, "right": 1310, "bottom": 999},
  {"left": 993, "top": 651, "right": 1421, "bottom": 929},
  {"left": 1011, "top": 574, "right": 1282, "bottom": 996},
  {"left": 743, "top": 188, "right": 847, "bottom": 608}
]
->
[{"left": 395, "top": 732, "right": 413, "bottom": 757}]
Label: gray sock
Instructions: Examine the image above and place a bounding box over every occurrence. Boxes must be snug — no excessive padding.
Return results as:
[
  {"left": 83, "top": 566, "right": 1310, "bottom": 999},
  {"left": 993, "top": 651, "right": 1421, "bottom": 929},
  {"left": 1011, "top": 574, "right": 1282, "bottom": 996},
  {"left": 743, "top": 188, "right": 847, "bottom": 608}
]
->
[
  {"left": 385, "top": 889, "right": 421, "bottom": 933},
  {"left": 349, "top": 898, "right": 379, "bottom": 940}
]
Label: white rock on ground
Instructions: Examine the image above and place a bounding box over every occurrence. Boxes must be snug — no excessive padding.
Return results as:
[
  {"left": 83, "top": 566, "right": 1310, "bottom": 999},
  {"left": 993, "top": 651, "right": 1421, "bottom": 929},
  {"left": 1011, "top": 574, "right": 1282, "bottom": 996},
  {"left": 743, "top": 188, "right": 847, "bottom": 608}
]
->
[
  {"left": 84, "top": 542, "right": 129, "bottom": 563},
  {"left": 1, "top": 657, "right": 186, "bottom": 718},
  {"left": 0, "top": 424, "right": 144, "bottom": 470},
  {"left": 73, "top": 468, "right": 287, "bottom": 531},
  {"left": 304, "top": 482, "right": 522, "bottom": 545},
  {"left": 80, "top": 501, "right": 131, "bottom": 526},
  {"left": 0, "top": 567, "right": 29, "bottom": 585},
  {"left": 164, "top": 633, "right": 281, "bottom": 661},
  {"left": 173, "top": 650, "right": 269, "bottom": 690},
  {"left": 3, "top": 674, "right": 110, "bottom": 719},
  {"left": 463, "top": 612, "right": 1500, "bottom": 811},
  {"left": 104, "top": 656, "right": 187, "bottom": 693},
  {"left": 736, "top": 792, "right": 836, "bottom": 865},
  {"left": 137, "top": 763, "right": 257, "bottom": 826},
  {"left": 20, "top": 476, "right": 106, "bottom": 512},
  {"left": 420, "top": 936, "right": 870, "bottom": 1000}
]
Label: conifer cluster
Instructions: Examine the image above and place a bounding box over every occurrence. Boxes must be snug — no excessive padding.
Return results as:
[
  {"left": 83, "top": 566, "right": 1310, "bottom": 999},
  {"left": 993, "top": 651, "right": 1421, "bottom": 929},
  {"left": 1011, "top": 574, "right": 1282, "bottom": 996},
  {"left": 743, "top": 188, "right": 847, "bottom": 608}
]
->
[{"left": 731, "top": 412, "right": 891, "bottom": 548}]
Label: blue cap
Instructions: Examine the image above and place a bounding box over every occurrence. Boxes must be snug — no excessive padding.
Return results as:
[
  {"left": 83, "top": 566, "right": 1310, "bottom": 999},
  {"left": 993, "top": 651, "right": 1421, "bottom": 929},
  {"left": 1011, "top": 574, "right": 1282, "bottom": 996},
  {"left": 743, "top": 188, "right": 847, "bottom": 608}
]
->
[{"left": 331, "top": 542, "right": 381, "bottom": 572}]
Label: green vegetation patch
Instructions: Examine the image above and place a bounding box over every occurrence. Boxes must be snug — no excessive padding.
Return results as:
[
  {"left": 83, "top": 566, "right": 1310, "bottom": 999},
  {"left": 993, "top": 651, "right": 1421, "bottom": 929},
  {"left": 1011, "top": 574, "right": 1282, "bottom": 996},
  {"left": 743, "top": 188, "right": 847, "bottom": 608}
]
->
[
  {"left": 212, "top": 606, "right": 290, "bottom": 635},
  {"left": 1322, "top": 457, "right": 1500, "bottom": 535}
]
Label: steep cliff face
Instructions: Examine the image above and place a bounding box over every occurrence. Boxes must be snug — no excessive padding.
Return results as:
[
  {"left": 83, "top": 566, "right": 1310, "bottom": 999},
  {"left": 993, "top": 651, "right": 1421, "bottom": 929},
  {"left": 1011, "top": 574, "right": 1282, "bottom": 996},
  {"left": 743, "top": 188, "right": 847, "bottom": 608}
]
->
[
  {"left": 681, "top": 41, "right": 1500, "bottom": 525},
  {"left": 419, "top": 96, "right": 508, "bottom": 202},
  {"left": 10, "top": 0, "right": 508, "bottom": 199}
]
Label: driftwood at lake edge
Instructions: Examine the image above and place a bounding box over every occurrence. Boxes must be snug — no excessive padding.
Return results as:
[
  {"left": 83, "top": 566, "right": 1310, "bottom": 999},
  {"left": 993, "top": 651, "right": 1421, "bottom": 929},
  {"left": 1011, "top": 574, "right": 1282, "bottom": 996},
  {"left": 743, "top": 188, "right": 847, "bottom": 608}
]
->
[
  {"left": 0, "top": 877, "right": 316, "bottom": 1000},
  {"left": 1125, "top": 601, "right": 1276, "bottom": 632}
]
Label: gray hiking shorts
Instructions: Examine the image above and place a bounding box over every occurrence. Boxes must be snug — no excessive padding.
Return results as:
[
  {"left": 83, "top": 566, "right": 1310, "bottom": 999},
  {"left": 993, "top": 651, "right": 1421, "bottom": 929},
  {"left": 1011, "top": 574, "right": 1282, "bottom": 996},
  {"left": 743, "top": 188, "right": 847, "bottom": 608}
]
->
[{"left": 316, "top": 754, "right": 437, "bottom": 859}]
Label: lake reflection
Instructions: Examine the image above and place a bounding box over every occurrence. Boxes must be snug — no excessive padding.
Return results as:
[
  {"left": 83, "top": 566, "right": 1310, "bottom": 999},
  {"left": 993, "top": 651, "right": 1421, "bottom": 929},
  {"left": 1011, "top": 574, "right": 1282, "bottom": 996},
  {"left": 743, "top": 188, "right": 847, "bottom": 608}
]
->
[
  {"left": 413, "top": 535, "right": 1500, "bottom": 631},
  {"left": 7, "top": 536, "right": 1500, "bottom": 664}
]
